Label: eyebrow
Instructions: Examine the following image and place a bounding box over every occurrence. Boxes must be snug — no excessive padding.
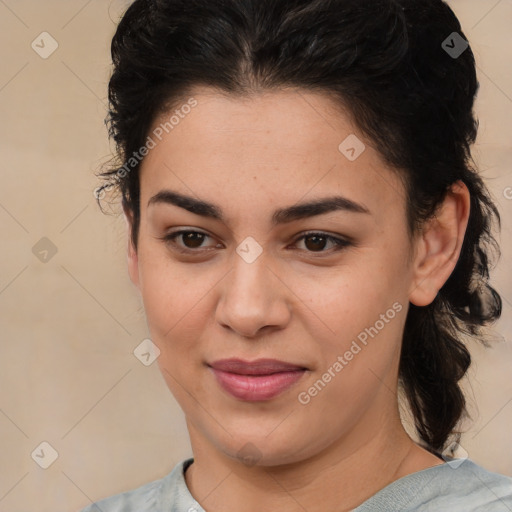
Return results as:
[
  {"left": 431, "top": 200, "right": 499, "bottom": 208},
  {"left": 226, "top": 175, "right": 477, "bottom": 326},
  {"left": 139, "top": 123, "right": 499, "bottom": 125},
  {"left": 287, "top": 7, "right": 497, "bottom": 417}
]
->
[{"left": 147, "top": 190, "right": 371, "bottom": 225}]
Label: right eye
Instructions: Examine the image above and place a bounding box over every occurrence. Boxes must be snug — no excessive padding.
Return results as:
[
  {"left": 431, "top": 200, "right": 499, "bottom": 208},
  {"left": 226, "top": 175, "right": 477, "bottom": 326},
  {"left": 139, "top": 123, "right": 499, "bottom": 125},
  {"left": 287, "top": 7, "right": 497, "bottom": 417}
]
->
[{"left": 160, "top": 230, "right": 223, "bottom": 254}]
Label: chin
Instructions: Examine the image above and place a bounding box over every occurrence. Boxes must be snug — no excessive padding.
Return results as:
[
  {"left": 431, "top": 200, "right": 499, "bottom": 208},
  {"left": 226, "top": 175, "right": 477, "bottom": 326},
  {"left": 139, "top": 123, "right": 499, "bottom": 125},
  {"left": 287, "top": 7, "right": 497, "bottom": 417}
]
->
[{"left": 212, "top": 431, "right": 310, "bottom": 468}]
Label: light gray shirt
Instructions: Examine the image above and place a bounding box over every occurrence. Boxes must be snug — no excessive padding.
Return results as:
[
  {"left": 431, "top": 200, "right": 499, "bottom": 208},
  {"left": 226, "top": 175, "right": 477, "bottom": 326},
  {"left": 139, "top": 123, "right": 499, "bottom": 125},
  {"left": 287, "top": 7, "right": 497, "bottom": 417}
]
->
[{"left": 80, "top": 457, "right": 512, "bottom": 511}]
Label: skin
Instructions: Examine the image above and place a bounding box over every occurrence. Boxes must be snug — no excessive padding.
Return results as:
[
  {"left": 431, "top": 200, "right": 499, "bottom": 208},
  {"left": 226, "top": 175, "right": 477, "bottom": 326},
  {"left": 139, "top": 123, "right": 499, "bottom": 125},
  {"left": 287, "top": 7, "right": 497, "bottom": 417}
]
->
[{"left": 125, "top": 86, "right": 470, "bottom": 512}]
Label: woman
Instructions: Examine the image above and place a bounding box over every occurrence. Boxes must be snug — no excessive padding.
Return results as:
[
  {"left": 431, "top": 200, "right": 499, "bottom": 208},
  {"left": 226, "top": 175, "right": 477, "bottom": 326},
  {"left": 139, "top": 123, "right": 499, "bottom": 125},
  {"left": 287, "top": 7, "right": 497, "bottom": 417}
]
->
[{"left": 83, "top": 0, "right": 512, "bottom": 510}]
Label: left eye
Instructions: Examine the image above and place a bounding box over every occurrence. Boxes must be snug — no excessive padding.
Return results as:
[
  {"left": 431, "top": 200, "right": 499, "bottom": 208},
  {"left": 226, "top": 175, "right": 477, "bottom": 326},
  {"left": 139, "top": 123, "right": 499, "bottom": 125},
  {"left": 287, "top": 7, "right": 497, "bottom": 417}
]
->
[
  {"left": 161, "top": 230, "right": 351, "bottom": 254},
  {"left": 293, "top": 232, "right": 351, "bottom": 252}
]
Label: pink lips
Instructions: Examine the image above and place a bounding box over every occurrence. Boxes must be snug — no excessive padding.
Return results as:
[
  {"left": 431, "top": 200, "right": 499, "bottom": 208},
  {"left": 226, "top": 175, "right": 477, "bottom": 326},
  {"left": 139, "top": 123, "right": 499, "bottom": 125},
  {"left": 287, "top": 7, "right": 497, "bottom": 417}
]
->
[{"left": 209, "top": 358, "right": 307, "bottom": 401}]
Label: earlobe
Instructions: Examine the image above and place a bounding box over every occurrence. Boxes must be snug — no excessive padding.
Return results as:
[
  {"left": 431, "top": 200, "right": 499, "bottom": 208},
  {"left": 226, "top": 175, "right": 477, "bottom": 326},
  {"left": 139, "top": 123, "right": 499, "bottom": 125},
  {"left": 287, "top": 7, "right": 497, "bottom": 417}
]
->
[
  {"left": 123, "top": 208, "right": 140, "bottom": 289},
  {"left": 409, "top": 181, "right": 471, "bottom": 307}
]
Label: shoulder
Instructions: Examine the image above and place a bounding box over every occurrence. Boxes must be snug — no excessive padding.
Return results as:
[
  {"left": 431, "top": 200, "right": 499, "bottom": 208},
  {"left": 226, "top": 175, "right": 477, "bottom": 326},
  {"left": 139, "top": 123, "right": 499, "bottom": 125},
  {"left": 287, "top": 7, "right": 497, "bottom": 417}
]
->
[
  {"left": 356, "top": 459, "right": 512, "bottom": 511},
  {"left": 438, "top": 459, "right": 512, "bottom": 503},
  {"left": 79, "top": 459, "right": 194, "bottom": 512},
  {"left": 462, "top": 459, "right": 512, "bottom": 509}
]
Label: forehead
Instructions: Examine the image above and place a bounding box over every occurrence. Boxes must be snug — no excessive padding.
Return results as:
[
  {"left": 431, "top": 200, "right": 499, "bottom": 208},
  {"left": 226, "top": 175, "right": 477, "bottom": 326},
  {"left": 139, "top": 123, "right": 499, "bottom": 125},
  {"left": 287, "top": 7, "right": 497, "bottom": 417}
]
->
[{"left": 139, "top": 87, "right": 406, "bottom": 223}]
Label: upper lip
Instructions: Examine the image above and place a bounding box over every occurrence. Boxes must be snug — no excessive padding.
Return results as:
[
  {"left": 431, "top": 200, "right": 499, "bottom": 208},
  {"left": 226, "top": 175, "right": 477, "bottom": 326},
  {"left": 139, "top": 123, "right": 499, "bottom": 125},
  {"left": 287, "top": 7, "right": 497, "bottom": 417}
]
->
[{"left": 208, "top": 358, "right": 307, "bottom": 375}]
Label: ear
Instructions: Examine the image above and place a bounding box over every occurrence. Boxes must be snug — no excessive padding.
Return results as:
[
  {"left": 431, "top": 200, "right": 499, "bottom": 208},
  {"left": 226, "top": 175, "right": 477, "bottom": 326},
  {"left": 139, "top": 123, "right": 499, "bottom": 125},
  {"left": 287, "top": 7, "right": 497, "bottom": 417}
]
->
[
  {"left": 123, "top": 205, "right": 140, "bottom": 289},
  {"left": 409, "top": 180, "right": 471, "bottom": 307}
]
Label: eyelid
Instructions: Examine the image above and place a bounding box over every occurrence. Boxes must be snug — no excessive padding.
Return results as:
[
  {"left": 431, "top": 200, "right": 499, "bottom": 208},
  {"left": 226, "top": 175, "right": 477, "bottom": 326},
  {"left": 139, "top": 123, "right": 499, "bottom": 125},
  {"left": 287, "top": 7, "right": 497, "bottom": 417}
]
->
[
  {"left": 290, "top": 231, "right": 352, "bottom": 254},
  {"left": 292, "top": 230, "right": 352, "bottom": 245},
  {"left": 159, "top": 228, "right": 352, "bottom": 255},
  {"left": 158, "top": 228, "right": 219, "bottom": 253}
]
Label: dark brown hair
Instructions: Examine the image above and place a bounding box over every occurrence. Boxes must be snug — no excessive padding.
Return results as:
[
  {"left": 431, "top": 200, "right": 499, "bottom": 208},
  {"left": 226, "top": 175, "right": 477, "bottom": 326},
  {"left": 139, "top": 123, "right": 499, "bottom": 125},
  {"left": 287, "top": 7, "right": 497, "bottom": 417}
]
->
[{"left": 98, "top": 0, "right": 502, "bottom": 453}]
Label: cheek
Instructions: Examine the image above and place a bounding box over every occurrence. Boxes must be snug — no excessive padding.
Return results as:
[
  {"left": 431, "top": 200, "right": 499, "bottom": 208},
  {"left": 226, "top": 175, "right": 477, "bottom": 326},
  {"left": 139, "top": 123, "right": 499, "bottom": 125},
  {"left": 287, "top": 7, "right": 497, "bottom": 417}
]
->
[
  {"left": 137, "top": 255, "right": 216, "bottom": 402},
  {"left": 294, "top": 252, "right": 408, "bottom": 398},
  {"left": 130, "top": 234, "right": 218, "bottom": 406},
  {"left": 298, "top": 256, "right": 406, "bottom": 339},
  {"left": 136, "top": 244, "right": 215, "bottom": 346},
  {"left": 296, "top": 272, "right": 406, "bottom": 415}
]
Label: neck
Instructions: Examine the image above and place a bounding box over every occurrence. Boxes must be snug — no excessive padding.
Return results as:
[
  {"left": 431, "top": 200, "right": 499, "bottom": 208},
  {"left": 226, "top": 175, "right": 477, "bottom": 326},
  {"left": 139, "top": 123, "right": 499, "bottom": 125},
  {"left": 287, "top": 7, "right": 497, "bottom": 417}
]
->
[{"left": 184, "top": 407, "right": 443, "bottom": 512}]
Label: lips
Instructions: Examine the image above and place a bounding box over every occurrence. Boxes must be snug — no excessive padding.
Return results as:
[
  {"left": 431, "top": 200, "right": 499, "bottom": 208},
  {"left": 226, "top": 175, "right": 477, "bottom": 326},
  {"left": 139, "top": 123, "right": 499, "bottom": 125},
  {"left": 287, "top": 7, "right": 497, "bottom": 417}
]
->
[
  {"left": 208, "top": 358, "right": 307, "bottom": 401},
  {"left": 209, "top": 358, "right": 306, "bottom": 375}
]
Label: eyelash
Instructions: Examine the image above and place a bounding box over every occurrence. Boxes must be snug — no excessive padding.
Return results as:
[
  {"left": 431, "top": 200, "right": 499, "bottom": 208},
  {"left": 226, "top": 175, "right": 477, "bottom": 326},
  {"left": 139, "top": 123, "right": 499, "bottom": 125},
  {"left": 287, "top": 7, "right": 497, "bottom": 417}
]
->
[{"left": 159, "top": 230, "right": 352, "bottom": 256}]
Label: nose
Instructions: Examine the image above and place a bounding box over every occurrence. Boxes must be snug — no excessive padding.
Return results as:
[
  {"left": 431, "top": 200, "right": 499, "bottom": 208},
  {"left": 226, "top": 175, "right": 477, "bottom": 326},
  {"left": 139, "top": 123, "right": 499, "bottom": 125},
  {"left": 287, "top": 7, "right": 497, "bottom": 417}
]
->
[{"left": 215, "top": 251, "right": 292, "bottom": 338}]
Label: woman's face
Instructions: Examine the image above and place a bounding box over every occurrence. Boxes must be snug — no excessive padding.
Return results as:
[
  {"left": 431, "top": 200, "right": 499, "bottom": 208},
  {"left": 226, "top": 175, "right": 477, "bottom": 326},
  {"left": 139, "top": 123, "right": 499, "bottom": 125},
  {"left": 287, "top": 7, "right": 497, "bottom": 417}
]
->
[{"left": 128, "top": 87, "right": 422, "bottom": 466}]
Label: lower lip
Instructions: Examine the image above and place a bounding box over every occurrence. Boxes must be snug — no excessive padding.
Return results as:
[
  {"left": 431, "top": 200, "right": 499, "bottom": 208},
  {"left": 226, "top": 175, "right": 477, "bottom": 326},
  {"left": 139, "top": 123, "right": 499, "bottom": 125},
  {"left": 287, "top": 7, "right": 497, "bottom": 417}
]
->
[{"left": 210, "top": 368, "right": 306, "bottom": 401}]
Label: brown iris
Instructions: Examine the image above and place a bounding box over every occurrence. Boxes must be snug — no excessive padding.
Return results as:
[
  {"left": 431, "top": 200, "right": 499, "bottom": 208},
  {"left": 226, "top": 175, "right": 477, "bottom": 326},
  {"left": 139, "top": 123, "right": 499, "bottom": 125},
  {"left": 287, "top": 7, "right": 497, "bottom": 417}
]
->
[
  {"left": 182, "top": 232, "right": 206, "bottom": 248},
  {"left": 303, "top": 235, "right": 328, "bottom": 252}
]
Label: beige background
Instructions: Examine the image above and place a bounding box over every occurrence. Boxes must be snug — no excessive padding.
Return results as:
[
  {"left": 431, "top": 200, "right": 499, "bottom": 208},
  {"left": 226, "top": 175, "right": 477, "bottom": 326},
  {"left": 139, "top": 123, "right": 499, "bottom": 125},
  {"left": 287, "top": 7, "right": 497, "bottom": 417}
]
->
[{"left": 0, "top": 1, "right": 511, "bottom": 511}]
